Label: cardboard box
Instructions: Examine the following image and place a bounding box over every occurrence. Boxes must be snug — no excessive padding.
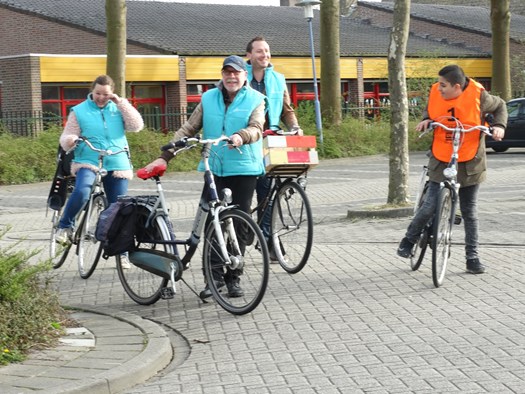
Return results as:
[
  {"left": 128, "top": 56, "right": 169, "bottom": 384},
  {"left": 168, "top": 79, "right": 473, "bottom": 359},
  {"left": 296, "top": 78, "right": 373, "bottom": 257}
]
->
[
  {"left": 263, "top": 135, "right": 317, "bottom": 150},
  {"left": 264, "top": 148, "right": 318, "bottom": 175}
]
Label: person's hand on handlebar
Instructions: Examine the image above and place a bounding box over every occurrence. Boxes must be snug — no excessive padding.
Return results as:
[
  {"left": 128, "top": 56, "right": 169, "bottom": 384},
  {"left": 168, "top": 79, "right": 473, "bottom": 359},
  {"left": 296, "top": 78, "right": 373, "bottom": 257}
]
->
[
  {"left": 142, "top": 158, "right": 168, "bottom": 174},
  {"left": 229, "top": 133, "right": 243, "bottom": 148},
  {"left": 416, "top": 119, "right": 433, "bottom": 133},
  {"left": 491, "top": 126, "right": 505, "bottom": 141},
  {"left": 290, "top": 125, "right": 304, "bottom": 136}
]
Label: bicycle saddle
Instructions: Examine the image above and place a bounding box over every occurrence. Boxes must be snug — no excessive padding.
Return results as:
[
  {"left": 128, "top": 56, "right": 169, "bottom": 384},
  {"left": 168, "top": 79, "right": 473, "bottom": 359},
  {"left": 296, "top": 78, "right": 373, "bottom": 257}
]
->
[{"left": 137, "top": 164, "right": 167, "bottom": 179}]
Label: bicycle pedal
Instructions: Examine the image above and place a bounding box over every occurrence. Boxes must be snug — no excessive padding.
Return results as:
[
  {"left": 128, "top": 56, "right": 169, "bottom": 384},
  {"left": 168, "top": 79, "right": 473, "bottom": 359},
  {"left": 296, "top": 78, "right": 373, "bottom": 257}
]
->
[
  {"left": 160, "top": 287, "right": 175, "bottom": 299},
  {"left": 454, "top": 214, "right": 462, "bottom": 225}
]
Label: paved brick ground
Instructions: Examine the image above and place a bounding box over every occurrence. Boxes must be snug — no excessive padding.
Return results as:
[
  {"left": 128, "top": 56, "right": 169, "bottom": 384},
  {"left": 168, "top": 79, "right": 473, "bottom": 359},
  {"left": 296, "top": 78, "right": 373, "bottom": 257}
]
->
[{"left": 1, "top": 151, "right": 524, "bottom": 393}]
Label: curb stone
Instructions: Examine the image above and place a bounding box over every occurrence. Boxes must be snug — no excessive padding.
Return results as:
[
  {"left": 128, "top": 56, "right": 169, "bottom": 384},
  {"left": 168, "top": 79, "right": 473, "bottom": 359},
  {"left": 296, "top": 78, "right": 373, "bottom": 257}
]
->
[
  {"left": 347, "top": 205, "right": 414, "bottom": 219},
  {"left": 43, "top": 306, "right": 173, "bottom": 394}
]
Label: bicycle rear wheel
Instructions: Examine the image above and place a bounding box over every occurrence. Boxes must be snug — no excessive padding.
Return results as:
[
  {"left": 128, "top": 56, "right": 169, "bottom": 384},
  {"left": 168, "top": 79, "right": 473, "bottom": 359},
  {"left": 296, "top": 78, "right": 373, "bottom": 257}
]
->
[
  {"left": 410, "top": 227, "right": 429, "bottom": 271},
  {"left": 432, "top": 187, "right": 454, "bottom": 287},
  {"left": 50, "top": 209, "right": 72, "bottom": 269},
  {"left": 78, "top": 194, "right": 107, "bottom": 279},
  {"left": 270, "top": 181, "right": 313, "bottom": 273},
  {"left": 117, "top": 204, "right": 171, "bottom": 305},
  {"left": 202, "top": 209, "right": 269, "bottom": 315}
]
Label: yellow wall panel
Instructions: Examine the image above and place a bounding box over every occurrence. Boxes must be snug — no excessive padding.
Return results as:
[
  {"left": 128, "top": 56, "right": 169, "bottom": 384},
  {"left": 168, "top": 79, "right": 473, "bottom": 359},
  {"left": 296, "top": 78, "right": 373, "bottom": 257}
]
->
[
  {"left": 362, "top": 58, "right": 389, "bottom": 79},
  {"left": 185, "top": 57, "right": 323, "bottom": 81},
  {"left": 185, "top": 57, "right": 223, "bottom": 80},
  {"left": 340, "top": 58, "right": 358, "bottom": 79},
  {"left": 40, "top": 55, "right": 491, "bottom": 84},
  {"left": 40, "top": 56, "right": 179, "bottom": 82},
  {"left": 405, "top": 58, "right": 492, "bottom": 79}
]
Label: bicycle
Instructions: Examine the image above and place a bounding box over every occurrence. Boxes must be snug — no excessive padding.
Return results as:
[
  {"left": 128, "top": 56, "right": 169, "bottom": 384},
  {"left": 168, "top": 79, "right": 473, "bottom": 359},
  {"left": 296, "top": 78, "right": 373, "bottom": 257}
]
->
[
  {"left": 49, "top": 137, "right": 130, "bottom": 279},
  {"left": 116, "top": 135, "right": 270, "bottom": 315},
  {"left": 409, "top": 117, "right": 491, "bottom": 287},
  {"left": 252, "top": 129, "right": 314, "bottom": 274}
]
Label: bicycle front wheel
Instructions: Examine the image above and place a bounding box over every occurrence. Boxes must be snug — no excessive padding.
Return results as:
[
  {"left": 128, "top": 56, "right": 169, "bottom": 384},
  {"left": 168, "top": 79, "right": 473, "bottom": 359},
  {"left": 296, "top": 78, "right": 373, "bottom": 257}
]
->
[
  {"left": 78, "top": 194, "right": 107, "bottom": 279},
  {"left": 202, "top": 209, "right": 269, "bottom": 315},
  {"left": 270, "top": 181, "right": 313, "bottom": 273},
  {"left": 432, "top": 187, "right": 454, "bottom": 287},
  {"left": 117, "top": 204, "right": 171, "bottom": 305},
  {"left": 50, "top": 209, "right": 72, "bottom": 269}
]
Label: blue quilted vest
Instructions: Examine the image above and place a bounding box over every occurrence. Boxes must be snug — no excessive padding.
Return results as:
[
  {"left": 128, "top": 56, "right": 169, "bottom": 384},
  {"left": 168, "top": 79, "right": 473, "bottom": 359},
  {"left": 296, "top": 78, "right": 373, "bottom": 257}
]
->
[
  {"left": 200, "top": 86, "right": 266, "bottom": 177},
  {"left": 71, "top": 94, "right": 131, "bottom": 171},
  {"left": 247, "top": 64, "right": 286, "bottom": 130}
]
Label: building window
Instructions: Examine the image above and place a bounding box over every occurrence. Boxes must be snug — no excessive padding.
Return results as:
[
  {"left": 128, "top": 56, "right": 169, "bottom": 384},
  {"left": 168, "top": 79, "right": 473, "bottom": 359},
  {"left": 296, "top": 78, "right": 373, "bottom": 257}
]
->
[
  {"left": 130, "top": 85, "right": 166, "bottom": 130},
  {"left": 41, "top": 83, "right": 167, "bottom": 129},
  {"left": 187, "top": 83, "right": 215, "bottom": 112}
]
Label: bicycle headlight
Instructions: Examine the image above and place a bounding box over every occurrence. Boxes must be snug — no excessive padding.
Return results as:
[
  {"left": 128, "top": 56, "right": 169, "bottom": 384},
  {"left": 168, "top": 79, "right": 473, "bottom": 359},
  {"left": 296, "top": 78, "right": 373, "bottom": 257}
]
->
[
  {"left": 297, "top": 177, "right": 308, "bottom": 189},
  {"left": 100, "top": 168, "right": 108, "bottom": 177},
  {"left": 221, "top": 188, "right": 233, "bottom": 204},
  {"left": 443, "top": 167, "right": 456, "bottom": 179}
]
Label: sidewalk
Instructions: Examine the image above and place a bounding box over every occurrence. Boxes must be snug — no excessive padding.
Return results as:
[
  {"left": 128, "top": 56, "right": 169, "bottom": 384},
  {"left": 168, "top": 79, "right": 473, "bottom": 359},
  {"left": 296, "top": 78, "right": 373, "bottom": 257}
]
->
[
  {"left": 0, "top": 307, "right": 171, "bottom": 394},
  {"left": 1, "top": 152, "right": 524, "bottom": 393}
]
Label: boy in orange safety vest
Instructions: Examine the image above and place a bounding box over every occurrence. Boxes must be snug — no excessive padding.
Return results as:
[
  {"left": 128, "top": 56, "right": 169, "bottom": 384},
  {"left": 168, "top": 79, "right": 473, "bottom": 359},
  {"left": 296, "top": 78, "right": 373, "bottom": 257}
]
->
[{"left": 397, "top": 65, "right": 506, "bottom": 274}]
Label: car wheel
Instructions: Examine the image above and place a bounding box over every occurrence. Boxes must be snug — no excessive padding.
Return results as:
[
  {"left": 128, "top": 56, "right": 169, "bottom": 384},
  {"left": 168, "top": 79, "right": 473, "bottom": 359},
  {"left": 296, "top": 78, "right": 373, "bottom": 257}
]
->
[{"left": 492, "top": 147, "right": 509, "bottom": 153}]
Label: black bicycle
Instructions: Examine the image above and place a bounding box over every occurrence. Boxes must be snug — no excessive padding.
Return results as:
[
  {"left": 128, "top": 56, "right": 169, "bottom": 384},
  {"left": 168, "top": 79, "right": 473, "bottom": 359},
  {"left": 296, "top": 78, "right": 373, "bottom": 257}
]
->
[
  {"left": 410, "top": 117, "right": 491, "bottom": 287},
  {"left": 50, "top": 137, "right": 129, "bottom": 279},
  {"left": 254, "top": 168, "right": 313, "bottom": 274},
  {"left": 116, "top": 135, "right": 270, "bottom": 315}
]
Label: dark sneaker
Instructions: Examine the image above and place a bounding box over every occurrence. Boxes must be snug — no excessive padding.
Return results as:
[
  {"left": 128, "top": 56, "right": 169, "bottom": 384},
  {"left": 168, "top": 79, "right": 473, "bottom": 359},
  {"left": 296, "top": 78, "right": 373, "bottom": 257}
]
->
[
  {"left": 199, "top": 280, "right": 225, "bottom": 299},
  {"left": 397, "top": 237, "right": 415, "bottom": 258},
  {"left": 226, "top": 281, "right": 244, "bottom": 298},
  {"left": 466, "top": 258, "right": 486, "bottom": 274}
]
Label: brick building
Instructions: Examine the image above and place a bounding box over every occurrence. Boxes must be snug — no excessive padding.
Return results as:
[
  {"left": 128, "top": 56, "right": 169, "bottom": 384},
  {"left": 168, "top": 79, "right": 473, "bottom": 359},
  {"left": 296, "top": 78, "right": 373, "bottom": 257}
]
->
[{"left": 1, "top": 0, "right": 520, "bottom": 134}]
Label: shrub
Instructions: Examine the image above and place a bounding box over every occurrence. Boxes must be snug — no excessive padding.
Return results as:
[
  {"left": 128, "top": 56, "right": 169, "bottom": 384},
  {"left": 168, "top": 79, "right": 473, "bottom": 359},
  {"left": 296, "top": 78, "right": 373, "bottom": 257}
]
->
[
  {"left": 0, "top": 229, "right": 71, "bottom": 365},
  {"left": 0, "top": 108, "right": 432, "bottom": 185}
]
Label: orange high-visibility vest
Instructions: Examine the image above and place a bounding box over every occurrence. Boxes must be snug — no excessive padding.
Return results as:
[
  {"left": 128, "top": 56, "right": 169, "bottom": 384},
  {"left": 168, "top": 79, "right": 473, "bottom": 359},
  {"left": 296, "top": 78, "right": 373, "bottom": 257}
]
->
[{"left": 428, "top": 79, "right": 484, "bottom": 162}]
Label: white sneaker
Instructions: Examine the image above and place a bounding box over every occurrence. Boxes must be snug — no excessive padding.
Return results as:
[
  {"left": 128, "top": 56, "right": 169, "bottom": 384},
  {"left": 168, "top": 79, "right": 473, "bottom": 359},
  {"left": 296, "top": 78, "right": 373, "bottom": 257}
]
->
[
  {"left": 55, "top": 227, "right": 72, "bottom": 245},
  {"left": 119, "top": 254, "right": 132, "bottom": 269}
]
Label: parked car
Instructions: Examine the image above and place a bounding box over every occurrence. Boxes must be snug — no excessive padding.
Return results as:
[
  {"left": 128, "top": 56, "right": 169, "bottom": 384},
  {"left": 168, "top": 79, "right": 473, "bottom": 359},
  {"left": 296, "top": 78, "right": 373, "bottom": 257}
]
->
[{"left": 486, "top": 98, "right": 525, "bottom": 153}]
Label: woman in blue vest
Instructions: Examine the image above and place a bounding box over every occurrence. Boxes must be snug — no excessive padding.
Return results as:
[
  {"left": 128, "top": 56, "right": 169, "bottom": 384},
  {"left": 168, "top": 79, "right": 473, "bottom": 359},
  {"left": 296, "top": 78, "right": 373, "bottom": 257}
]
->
[
  {"left": 55, "top": 75, "right": 144, "bottom": 269},
  {"left": 144, "top": 55, "right": 267, "bottom": 298}
]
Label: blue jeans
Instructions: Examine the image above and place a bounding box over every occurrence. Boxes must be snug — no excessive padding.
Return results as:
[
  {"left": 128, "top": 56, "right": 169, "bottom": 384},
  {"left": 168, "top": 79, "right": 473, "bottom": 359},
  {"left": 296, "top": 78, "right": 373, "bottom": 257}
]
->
[
  {"left": 405, "top": 181, "right": 480, "bottom": 260},
  {"left": 59, "top": 167, "right": 128, "bottom": 229}
]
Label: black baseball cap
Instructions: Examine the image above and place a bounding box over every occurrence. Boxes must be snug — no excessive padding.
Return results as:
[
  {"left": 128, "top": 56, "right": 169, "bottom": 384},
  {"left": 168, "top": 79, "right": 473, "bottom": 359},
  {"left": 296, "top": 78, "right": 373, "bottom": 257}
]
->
[{"left": 222, "top": 55, "right": 247, "bottom": 72}]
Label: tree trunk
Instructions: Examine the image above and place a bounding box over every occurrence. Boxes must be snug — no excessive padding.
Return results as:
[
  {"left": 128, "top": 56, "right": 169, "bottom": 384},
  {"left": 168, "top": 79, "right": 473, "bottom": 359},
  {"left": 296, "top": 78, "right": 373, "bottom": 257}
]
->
[
  {"left": 491, "top": 0, "right": 511, "bottom": 101},
  {"left": 320, "top": 0, "right": 342, "bottom": 127},
  {"left": 387, "top": 0, "right": 411, "bottom": 205},
  {"left": 106, "top": 0, "right": 127, "bottom": 97}
]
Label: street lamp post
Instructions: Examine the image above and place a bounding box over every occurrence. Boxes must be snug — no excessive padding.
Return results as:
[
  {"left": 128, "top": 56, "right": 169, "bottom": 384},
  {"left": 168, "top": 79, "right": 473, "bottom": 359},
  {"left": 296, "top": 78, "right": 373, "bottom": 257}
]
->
[{"left": 296, "top": 0, "right": 323, "bottom": 145}]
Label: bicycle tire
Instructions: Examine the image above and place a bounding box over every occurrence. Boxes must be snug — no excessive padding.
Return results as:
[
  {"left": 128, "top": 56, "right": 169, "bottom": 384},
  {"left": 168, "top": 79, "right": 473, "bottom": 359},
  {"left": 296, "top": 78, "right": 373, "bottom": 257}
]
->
[
  {"left": 410, "top": 182, "right": 429, "bottom": 271},
  {"left": 432, "top": 187, "right": 454, "bottom": 287},
  {"left": 410, "top": 228, "right": 429, "bottom": 271},
  {"left": 117, "top": 204, "right": 171, "bottom": 305},
  {"left": 50, "top": 209, "right": 72, "bottom": 269},
  {"left": 202, "top": 208, "right": 269, "bottom": 315},
  {"left": 78, "top": 194, "right": 107, "bottom": 279},
  {"left": 270, "top": 181, "right": 313, "bottom": 274}
]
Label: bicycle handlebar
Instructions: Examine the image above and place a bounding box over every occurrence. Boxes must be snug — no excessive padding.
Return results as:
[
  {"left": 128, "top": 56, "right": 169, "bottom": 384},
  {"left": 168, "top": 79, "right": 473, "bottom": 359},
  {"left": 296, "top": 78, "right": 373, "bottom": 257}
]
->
[
  {"left": 68, "top": 136, "right": 130, "bottom": 156},
  {"left": 419, "top": 120, "right": 492, "bottom": 138},
  {"left": 428, "top": 121, "right": 492, "bottom": 136},
  {"left": 161, "top": 135, "right": 233, "bottom": 152},
  {"left": 263, "top": 128, "right": 299, "bottom": 137}
]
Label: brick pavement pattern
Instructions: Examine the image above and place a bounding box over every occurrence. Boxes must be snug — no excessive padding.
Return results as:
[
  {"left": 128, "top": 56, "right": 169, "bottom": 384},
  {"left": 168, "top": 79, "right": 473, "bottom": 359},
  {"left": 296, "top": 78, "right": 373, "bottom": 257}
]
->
[{"left": 0, "top": 152, "right": 524, "bottom": 393}]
